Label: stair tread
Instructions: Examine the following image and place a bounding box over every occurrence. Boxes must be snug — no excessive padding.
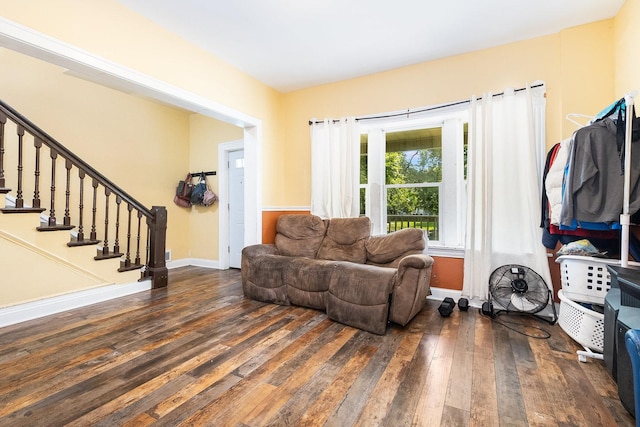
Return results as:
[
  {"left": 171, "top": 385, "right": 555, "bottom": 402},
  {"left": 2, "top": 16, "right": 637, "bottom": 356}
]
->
[
  {"left": 67, "top": 238, "right": 101, "bottom": 247},
  {"left": 1, "top": 207, "right": 47, "bottom": 214},
  {"left": 36, "top": 224, "right": 75, "bottom": 231},
  {"left": 95, "top": 252, "right": 124, "bottom": 261},
  {"left": 118, "top": 263, "right": 144, "bottom": 272}
]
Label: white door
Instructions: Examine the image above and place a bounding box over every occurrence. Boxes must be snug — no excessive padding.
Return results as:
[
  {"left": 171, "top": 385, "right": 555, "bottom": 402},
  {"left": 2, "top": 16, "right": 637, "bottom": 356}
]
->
[{"left": 228, "top": 150, "right": 245, "bottom": 268}]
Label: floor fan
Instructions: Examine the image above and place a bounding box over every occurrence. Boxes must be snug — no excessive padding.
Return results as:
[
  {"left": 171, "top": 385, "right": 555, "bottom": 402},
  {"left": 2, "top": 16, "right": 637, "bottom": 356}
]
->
[{"left": 486, "top": 264, "right": 558, "bottom": 324}]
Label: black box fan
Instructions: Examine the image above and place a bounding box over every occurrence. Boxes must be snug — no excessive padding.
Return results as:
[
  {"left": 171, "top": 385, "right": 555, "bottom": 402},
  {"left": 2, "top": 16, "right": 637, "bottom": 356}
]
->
[{"left": 487, "top": 264, "right": 558, "bottom": 324}]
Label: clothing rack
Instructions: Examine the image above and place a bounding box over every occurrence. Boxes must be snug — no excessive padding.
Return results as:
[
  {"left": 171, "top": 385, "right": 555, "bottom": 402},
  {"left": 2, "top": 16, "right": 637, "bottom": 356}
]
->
[
  {"left": 621, "top": 93, "right": 634, "bottom": 267},
  {"left": 561, "top": 92, "right": 635, "bottom": 265},
  {"left": 190, "top": 171, "right": 216, "bottom": 176},
  {"left": 308, "top": 83, "right": 545, "bottom": 125}
]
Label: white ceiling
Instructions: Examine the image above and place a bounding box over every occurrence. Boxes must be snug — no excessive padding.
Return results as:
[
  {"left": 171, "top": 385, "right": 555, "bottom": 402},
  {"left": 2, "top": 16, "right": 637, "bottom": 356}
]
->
[{"left": 118, "top": 0, "right": 625, "bottom": 93}]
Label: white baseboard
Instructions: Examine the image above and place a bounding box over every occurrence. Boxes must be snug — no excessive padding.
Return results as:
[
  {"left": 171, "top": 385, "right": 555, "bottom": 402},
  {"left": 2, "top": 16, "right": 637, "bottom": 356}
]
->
[
  {"left": 428, "top": 287, "right": 462, "bottom": 302},
  {"left": 167, "top": 258, "right": 220, "bottom": 269},
  {"left": 0, "top": 280, "right": 152, "bottom": 328},
  {"left": 428, "top": 288, "right": 485, "bottom": 309}
]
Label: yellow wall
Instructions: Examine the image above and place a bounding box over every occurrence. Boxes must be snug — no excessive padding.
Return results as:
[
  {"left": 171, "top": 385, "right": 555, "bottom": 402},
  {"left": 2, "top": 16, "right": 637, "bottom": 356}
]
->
[
  {"left": 0, "top": 48, "right": 194, "bottom": 304},
  {"left": 0, "top": 48, "right": 195, "bottom": 259},
  {"left": 560, "top": 20, "right": 616, "bottom": 139},
  {"left": 281, "top": 20, "right": 615, "bottom": 206},
  {"left": 0, "top": 234, "right": 104, "bottom": 304},
  {"left": 189, "top": 115, "right": 243, "bottom": 260},
  {"left": 0, "top": 45, "right": 246, "bottom": 304},
  {"left": 0, "top": 0, "right": 285, "bottom": 205},
  {"left": 615, "top": 0, "right": 640, "bottom": 96}
]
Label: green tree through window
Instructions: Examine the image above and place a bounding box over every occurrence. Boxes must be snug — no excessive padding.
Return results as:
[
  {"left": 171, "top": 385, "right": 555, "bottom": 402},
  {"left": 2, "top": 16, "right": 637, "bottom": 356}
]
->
[{"left": 360, "top": 114, "right": 468, "bottom": 248}]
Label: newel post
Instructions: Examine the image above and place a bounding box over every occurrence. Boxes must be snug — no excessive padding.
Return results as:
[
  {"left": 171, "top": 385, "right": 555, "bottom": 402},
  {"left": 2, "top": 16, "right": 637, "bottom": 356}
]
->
[{"left": 147, "top": 205, "right": 168, "bottom": 288}]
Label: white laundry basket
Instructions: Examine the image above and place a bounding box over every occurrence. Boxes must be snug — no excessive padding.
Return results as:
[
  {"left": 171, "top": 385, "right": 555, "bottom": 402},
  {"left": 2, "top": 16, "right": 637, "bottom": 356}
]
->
[
  {"left": 556, "top": 255, "right": 640, "bottom": 304},
  {"left": 557, "top": 289, "right": 604, "bottom": 354}
]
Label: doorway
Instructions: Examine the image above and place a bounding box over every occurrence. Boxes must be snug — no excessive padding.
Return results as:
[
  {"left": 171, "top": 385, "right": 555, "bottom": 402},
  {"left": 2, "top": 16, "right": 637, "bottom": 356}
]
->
[
  {"left": 228, "top": 149, "right": 245, "bottom": 268},
  {"left": 219, "top": 137, "right": 258, "bottom": 270}
]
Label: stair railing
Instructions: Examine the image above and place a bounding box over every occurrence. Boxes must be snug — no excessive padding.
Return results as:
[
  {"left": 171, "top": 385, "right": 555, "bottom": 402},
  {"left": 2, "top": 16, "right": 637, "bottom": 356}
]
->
[{"left": 0, "top": 98, "right": 167, "bottom": 288}]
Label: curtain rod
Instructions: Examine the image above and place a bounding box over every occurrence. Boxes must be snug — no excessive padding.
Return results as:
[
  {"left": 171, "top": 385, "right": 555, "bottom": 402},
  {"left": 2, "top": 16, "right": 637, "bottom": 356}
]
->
[{"left": 308, "top": 83, "right": 544, "bottom": 125}]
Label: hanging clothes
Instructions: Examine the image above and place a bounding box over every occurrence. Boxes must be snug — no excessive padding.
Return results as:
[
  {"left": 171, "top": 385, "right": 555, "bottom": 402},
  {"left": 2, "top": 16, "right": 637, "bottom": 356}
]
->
[
  {"left": 545, "top": 138, "right": 570, "bottom": 226},
  {"left": 540, "top": 139, "right": 619, "bottom": 251},
  {"left": 592, "top": 98, "right": 626, "bottom": 124},
  {"left": 560, "top": 117, "right": 640, "bottom": 229}
]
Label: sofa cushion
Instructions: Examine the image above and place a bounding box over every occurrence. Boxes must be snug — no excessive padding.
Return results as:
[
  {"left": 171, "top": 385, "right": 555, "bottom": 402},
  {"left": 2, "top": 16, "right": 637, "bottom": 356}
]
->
[
  {"left": 284, "top": 258, "right": 337, "bottom": 310},
  {"left": 274, "top": 214, "right": 328, "bottom": 258},
  {"left": 241, "top": 254, "right": 291, "bottom": 305},
  {"left": 316, "top": 217, "right": 371, "bottom": 264},
  {"left": 366, "top": 228, "right": 426, "bottom": 267}
]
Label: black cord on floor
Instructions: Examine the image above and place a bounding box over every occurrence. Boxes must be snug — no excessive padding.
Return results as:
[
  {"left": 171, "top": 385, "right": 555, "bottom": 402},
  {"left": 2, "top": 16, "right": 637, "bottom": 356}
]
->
[{"left": 480, "top": 310, "right": 552, "bottom": 339}]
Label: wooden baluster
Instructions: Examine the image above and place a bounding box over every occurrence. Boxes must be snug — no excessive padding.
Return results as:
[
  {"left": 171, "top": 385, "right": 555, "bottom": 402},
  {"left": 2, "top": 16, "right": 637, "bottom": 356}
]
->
[
  {"left": 118, "top": 204, "right": 142, "bottom": 272},
  {"left": 46, "top": 148, "right": 57, "bottom": 226},
  {"left": 97, "top": 188, "right": 110, "bottom": 258},
  {"left": 77, "top": 170, "right": 85, "bottom": 241},
  {"left": 126, "top": 204, "right": 133, "bottom": 266},
  {"left": 141, "top": 222, "right": 151, "bottom": 280},
  {"left": 0, "top": 111, "right": 8, "bottom": 192},
  {"left": 15, "top": 125, "right": 24, "bottom": 208},
  {"left": 113, "top": 196, "right": 122, "bottom": 255},
  {"left": 67, "top": 170, "right": 99, "bottom": 246},
  {"left": 64, "top": 159, "right": 72, "bottom": 226},
  {"left": 95, "top": 188, "right": 122, "bottom": 260},
  {"left": 135, "top": 210, "right": 142, "bottom": 266},
  {"left": 32, "top": 138, "right": 42, "bottom": 208},
  {"left": 37, "top": 149, "right": 73, "bottom": 230},
  {"left": 118, "top": 204, "right": 133, "bottom": 271},
  {"left": 90, "top": 178, "right": 98, "bottom": 241},
  {"left": 73, "top": 170, "right": 85, "bottom": 243},
  {"left": 2, "top": 128, "right": 45, "bottom": 213}
]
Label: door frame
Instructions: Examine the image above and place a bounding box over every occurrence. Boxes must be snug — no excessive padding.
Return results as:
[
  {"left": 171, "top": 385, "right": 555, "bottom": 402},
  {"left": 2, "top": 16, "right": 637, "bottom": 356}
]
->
[
  {"left": 226, "top": 148, "right": 245, "bottom": 269},
  {"left": 219, "top": 137, "right": 260, "bottom": 269}
]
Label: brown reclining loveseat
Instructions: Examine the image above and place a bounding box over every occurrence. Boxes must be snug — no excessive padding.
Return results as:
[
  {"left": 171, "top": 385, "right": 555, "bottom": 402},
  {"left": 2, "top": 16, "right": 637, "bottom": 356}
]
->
[{"left": 241, "top": 214, "right": 435, "bottom": 334}]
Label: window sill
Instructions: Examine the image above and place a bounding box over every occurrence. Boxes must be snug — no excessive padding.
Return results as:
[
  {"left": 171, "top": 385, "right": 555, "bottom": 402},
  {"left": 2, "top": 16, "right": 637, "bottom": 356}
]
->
[{"left": 427, "top": 246, "right": 464, "bottom": 258}]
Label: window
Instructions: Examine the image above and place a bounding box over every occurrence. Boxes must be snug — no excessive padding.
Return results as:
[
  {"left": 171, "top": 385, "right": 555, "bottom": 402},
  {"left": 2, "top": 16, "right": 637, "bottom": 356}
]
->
[{"left": 360, "top": 109, "right": 468, "bottom": 254}]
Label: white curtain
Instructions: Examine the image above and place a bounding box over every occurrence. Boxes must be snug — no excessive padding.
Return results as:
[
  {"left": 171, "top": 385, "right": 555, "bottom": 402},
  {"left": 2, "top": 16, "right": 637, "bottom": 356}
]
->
[
  {"left": 310, "top": 117, "right": 360, "bottom": 218},
  {"left": 463, "top": 83, "right": 550, "bottom": 300}
]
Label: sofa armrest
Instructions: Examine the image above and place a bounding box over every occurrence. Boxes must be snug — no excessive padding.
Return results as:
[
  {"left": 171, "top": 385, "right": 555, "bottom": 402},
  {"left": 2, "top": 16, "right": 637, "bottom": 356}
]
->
[
  {"left": 390, "top": 254, "right": 435, "bottom": 326},
  {"left": 242, "top": 243, "right": 279, "bottom": 260},
  {"left": 397, "top": 254, "right": 434, "bottom": 280}
]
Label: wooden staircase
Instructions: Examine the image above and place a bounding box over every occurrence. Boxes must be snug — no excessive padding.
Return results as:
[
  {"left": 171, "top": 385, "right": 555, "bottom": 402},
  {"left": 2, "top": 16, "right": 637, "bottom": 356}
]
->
[{"left": 0, "top": 98, "right": 167, "bottom": 289}]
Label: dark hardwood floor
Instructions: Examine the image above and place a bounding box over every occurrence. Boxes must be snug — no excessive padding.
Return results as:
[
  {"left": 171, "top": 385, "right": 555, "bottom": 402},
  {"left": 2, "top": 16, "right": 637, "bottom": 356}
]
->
[{"left": 0, "top": 266, "right": 634, "bottom": 426}]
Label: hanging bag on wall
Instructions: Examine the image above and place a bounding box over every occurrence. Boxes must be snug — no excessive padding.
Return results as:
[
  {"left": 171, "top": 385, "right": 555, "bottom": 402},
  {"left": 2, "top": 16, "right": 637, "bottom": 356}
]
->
[
  {"left": 203, "top": 184, "right": 217, "bottom": 206},
  {"left": 190, "top": 173, "right": 207, "bottom": 205},
  {"left": 173, "top": 173, "right": 193, "bottom": 207}
]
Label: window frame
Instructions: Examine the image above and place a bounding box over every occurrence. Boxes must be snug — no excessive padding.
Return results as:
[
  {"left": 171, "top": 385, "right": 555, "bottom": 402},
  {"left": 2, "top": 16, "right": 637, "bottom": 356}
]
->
[{"left": 359, "top": 107, "right": 468, "bottom": 256}]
